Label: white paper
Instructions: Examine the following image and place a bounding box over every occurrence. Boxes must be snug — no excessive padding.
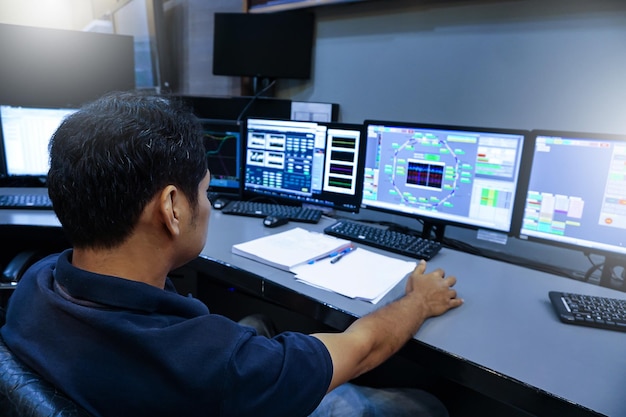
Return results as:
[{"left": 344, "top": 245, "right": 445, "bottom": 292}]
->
[
  {"left": 232, "top": 227, "right": 352, "bottom": 271},
  {"left": 292, "top": 247, "right": 415, "bottom": 303}
]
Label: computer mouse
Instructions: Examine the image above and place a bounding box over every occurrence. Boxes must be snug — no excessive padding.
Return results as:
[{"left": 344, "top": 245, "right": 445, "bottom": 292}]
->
[
  {"left": 263, "top": 216, "right": 289, "bottom": 228},
  {"left": 212, "top": 198, "right": 229, "bottom": 210}
]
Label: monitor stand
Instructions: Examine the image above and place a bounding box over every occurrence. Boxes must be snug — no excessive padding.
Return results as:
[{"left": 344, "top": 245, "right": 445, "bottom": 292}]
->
[
  {"left": 600, "top": 255, "right": 626, "bottom": 289},
  {"left": 421, "top": 221, "right": 446, "bottom": 242}
]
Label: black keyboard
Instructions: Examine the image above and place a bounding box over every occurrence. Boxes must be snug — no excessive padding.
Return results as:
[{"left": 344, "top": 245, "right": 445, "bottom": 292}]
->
[
  {"left": 549, "top": 291, "right": 626, "bottom": 332},
  {"left": 323, "top": 219, "right": 441, "bottom": 261},
  {"left": 0, "top": 194, "right": 52, "bottom": 209},
  {"left": 221, "top": 201, "right": 323, "bottom": 224}
]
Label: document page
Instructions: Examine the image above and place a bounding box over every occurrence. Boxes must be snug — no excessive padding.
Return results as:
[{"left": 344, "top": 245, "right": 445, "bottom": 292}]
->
[
  {"left": 232, "top": 227, "right": 352, "bottom": 271},
  {"left": 292, "top": 247, "right": 416, "bottom": 303}
]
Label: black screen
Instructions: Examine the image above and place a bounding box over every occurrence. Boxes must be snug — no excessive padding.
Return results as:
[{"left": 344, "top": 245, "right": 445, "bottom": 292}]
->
[
  {"left": 212, "top": 12, "right": 315, "bottom": 80},
  {"left": 0, "top": 23, "right": 135, "bottom": 108}
]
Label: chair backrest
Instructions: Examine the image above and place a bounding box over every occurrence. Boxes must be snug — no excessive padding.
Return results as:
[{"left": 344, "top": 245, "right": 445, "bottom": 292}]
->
[{"left": 0, "top": 331, "right": 92, "bottom": 417}]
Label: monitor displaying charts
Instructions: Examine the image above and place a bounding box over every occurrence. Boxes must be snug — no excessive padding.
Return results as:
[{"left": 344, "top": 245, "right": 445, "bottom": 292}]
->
[
  {"left": 362, "top": 120, "right": 529, "bottom": 234},
  {"left": 242, "top": 118, "right": 366, "bottom": 213},
  {"left": 0, "top": 104, "right": 78, "bottom": 179},
  {"left": 200, "top": 119, "right": 242, "bottom": 197}
]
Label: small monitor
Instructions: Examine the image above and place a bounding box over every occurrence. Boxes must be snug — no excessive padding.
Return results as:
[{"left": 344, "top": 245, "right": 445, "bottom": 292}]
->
[
  {"left": 0, "top": 104, "right": 78, "bottom": 181},
  {"left": 212, "top": 12, "right": 315, "bottom": 80},
  {"left": 362, "top": 120, "right": 529, "bottom": 237},
  {"left": 519, "top": 130, "right": 626, "bottom": 284},
  {"left": 242, "top": 118, "right": 366, "bottom": 213},
  {"left": 200, "top": 119, "right": 242, "bottom": 198}
]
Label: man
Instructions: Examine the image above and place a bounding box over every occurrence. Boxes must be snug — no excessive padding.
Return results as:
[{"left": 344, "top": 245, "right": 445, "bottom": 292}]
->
[{"left": 1, "top": 91, "right": 463, "bottom": 416}]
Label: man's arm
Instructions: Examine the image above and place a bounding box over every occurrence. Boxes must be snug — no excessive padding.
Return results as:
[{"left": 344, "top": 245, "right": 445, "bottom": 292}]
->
[{"left": 312, "top": 259, "right": 462, "bottom": 392}]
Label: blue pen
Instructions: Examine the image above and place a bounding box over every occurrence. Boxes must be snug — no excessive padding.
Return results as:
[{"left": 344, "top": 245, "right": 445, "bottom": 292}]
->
[
  {"left": 330, "top": 245, "right": 355, "bottom": 264},
  {"left": 308, "top": 251, "right": 339, "bottom": 265}
]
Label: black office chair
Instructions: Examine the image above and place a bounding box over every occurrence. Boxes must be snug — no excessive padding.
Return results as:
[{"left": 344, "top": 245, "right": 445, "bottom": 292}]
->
[{"left": 0, "top": 310, "right": 92, "bottom": 417}]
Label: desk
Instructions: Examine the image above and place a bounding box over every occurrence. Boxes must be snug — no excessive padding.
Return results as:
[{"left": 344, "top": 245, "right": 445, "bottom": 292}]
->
[
  {"left": 0, "top": 204, "right": 623, "bottom": 417},
  {"left": 198, "top": 211, "right": 624, "bottom": 417}
]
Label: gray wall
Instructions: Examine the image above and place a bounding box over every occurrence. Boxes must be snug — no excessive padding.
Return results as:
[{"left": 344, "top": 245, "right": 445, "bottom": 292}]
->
[
  {"left": 168, "top": 0, "right": 242, "bottom": 96},
  {"left": 176, "top": 0, "right": 626, "bottom": 286},
  {"left": 275, "top": 0, "right": 626, "bottom": 285},
  {"left": 278, "top": 0, "right": 626, "bottom": 135}
]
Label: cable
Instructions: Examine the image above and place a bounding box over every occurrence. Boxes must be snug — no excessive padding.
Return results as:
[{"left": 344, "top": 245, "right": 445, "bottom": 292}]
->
[
  {"left": 236, "top": 79, "right": 277, "bottom": 123},
  {"left": 583, "top": 262, "right": 604, "bottom": 282}
]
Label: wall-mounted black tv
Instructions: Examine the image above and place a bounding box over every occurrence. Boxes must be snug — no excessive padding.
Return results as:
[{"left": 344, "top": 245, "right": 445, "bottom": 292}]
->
[{"left": 212, "top": 12, "right": 315, "bottom": 81}]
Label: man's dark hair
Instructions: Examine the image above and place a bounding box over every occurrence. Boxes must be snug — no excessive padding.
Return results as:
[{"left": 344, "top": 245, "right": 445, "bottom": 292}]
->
[{"left": 48, "top": 91, "right": 208, "bottom": 249}]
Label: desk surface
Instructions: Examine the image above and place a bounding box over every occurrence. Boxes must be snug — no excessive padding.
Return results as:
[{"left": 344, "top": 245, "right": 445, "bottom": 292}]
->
[
  {"left": 200, "top": 211, "right": 624, "bottom": 417},
  {"left": 1, "top": 197, "right": 623, "bottom": 417}
]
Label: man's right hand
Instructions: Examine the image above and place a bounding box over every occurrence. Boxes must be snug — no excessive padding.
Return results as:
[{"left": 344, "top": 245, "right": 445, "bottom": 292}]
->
[
  {"left": 313, "top": 259, "right": 463, "bottom": 392},
  {"left": 405, "top": 259, "right": 463, "bottom": 318}
]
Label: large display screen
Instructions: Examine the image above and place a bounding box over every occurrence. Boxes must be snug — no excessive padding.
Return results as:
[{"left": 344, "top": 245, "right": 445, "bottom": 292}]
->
[
  {"left": 362, "top": 120, "right": 529, "bottom": 234},
  {"left": 519, "top": 130, "right": 626, "bottom": 257}
]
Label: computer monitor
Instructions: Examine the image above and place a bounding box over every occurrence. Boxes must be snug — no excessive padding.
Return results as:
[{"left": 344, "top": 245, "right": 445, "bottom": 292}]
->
[
  {"left": 0, "top": 104, "right": 78, "bottom": 184},
  {"left": 518, "top": 130, "right": 626, "bottom": 286},
  {"left": 242, "top": 118, "right": 366, "bottom": 213},
  {"left": 200, "top": 119, "right": 242, "bottom": 198},
  {"left": 212, "top": 12, "right": 315, "bottom": 82},
  {"left": 362, "top": 120, "right": 530, "bottom": 238},
  {"left": 0, "top": 23, "right": 134, "bottom": 108}
]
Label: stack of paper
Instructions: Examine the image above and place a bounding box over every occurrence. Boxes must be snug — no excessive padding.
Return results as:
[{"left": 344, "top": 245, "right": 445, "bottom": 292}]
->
[
  {"left": 231, "top": 227, "right": 352, "bottom": 271},
  {"left": 232, "top": 227, "right": 416, "bottom": 303}
]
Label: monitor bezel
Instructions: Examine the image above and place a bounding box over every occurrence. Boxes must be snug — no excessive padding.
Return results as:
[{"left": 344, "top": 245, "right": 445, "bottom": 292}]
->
[
  {"left": 516, "top": 129, "right": 626, "bottom": 258},
  {"left": 362, "top": 119, "right": 532, "bottom": 236},
  {"left": 241, "top": 117, "right": 366, "bottom": 213}
]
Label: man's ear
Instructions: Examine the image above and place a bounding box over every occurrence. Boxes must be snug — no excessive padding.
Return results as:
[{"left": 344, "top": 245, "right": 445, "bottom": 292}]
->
[{"left": 159, "top": 185, "right": 181, "bottom": 237}]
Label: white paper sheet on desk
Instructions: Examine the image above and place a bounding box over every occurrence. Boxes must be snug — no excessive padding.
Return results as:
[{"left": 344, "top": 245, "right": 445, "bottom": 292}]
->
[
  {"left": 291, "top": 247, "right": 416, "bottom": 304},
  {"left": 231, "top": 227, "right": 351, "bottom": 271}
]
